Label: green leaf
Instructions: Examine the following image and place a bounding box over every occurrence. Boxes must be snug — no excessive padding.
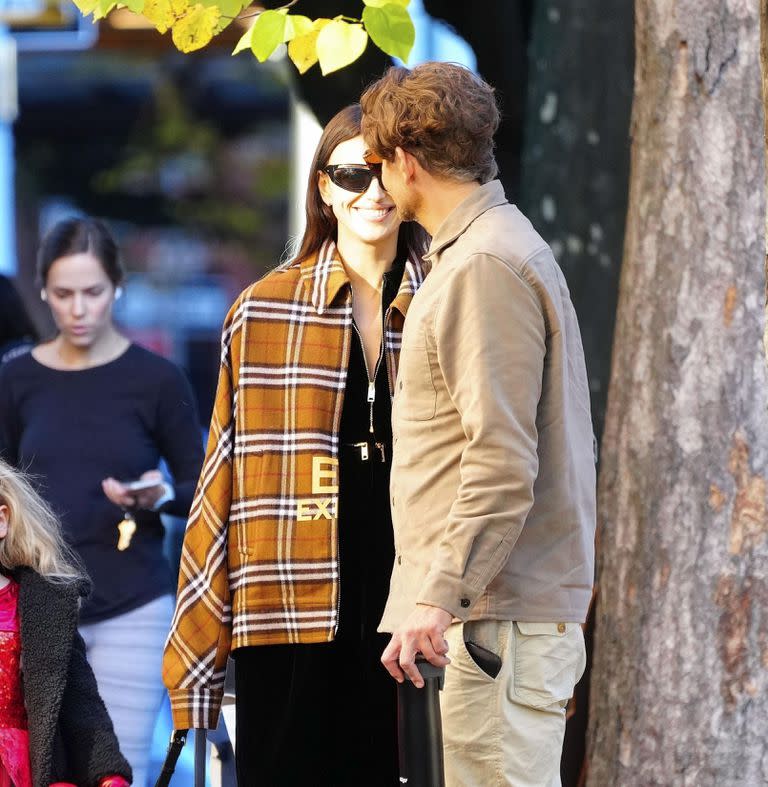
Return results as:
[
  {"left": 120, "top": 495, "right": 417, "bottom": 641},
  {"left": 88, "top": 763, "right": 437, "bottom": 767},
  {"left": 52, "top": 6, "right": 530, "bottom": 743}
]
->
[
  {"left": 71, "top": 0, "right": 99, "bottom": 16},
  {"left": 316, "top": 19, "right": 368, "bottom": 75},
  {"left": 172, "top": 3, "right": 219, "bottom": 52},
  {"left": 123, "top": 0, "right": 144, "bottom": 13},
  {"left": 232, "top": 20, "right": 255, "bottom": 54},
  {"left": 249, "top": 8, "right": 289, "bottom": 62},
  {"left": 284, "top": 14, "right": 313, "bottom": 41},
  {"left": 93, "top": 0, "right": 116, "bottom": 18},
  {"left": 362, "top": 3, "right": 414, "bottom": 62},
  {"left": 363, "top": 0, "right": 409, "bottom": 7},
  {"left": 287, "top": 18, "right": 330, "bottom": 74}
]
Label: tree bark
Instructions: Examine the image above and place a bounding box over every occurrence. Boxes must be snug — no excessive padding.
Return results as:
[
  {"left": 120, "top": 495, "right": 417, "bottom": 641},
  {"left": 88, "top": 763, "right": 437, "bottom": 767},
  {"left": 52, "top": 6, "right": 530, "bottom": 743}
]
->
[
  {"left": 761, "top": 0, "right": 768, "bottom": 361},
  {"left": 587, "top": 2, "right": 768, "bottom": 785}
]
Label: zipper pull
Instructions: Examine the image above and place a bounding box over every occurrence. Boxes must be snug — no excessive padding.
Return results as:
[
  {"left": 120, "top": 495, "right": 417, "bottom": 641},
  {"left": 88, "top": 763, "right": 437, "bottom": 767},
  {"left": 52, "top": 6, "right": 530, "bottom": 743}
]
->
[
  {"left": 367, "top": 381, "right": 376, "bottom": 403},
  {"left": 352, "top": 442, "right": 369, "bottom": 461}
]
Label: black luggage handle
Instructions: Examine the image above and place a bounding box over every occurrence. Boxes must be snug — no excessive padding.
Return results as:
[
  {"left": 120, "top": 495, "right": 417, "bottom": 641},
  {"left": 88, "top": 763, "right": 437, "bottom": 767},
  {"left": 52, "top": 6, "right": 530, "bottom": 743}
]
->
[
  {"left": 397, "top": 657, "right": 446, "bottom": 787},
  {"left": 154, "top": 728, "right": 207, "bottom": 787}
]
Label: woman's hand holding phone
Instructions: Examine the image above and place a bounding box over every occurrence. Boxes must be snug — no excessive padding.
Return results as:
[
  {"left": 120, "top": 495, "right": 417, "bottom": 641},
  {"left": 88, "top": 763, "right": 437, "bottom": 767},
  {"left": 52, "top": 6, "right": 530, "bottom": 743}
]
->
[{"left": 101, "top": 470, "right": 165, "bottom": 510}]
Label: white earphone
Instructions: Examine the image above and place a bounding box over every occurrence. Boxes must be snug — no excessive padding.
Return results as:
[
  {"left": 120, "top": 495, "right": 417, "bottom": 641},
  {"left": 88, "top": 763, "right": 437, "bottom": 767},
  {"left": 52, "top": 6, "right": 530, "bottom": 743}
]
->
[{"left": 40, "top": 289, "right": 47, "bottom": 302}]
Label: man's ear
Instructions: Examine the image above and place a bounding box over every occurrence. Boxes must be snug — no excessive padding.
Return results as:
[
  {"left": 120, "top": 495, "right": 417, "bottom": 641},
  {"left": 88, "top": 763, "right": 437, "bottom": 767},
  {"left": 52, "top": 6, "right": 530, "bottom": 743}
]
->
[
  {"left": 317, "top": 171, "right": 334, "bottom": 207},
  {"left": 393, "top": 146, "right": 418, "bottom": 183},
  {"left": 0, "top": 505, "right": 8, "bottom": 540}
]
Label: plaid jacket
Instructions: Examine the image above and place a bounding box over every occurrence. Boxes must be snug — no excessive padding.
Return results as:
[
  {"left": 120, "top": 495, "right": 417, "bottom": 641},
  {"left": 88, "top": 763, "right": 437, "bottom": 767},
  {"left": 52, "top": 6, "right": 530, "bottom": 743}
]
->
[{"left": 162, "top": 241, "right": 426, "bottom": 729}]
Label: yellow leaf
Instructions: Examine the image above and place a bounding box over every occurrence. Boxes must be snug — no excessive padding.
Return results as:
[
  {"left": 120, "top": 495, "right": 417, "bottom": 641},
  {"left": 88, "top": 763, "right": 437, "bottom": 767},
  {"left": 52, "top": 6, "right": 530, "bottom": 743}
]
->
[
  {"left": 142, "top": 0, "right": 172, "bottom": 32},
  {"left": 71, "top": 0, "right": 99, "bottom": 15},
  {"left": 172, "top": 3, "right": 219, "bottom": 52},
  {"left": 287, "top": 18, "right": 330, "bottom": 74},
  {"left": 316, "top": 19, "right": 368, "bottom": 76},
  {"left": 142, "top": 0, "right": 187, "bottom": 34}
]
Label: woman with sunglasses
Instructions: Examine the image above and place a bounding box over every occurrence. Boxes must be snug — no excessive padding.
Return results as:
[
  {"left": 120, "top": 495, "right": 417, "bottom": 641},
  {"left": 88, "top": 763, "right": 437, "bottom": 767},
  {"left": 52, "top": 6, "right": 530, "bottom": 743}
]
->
[{"left": 163, "top": 104, "right": 429, "bottom": 786}]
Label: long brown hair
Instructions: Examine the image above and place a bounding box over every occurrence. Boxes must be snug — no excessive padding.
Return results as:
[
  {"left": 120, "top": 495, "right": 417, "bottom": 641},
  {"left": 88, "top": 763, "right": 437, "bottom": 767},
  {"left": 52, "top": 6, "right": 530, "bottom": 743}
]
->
[{"left": 292, "top": 103, "right": 428, "bottom": 266}]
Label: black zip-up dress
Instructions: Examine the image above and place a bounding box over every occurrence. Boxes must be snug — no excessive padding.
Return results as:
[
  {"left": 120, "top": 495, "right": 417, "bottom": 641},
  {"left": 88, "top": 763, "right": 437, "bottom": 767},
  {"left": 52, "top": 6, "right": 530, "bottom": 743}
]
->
[{"left": 234, "top": 259, "right": 404, "bottom": 787}]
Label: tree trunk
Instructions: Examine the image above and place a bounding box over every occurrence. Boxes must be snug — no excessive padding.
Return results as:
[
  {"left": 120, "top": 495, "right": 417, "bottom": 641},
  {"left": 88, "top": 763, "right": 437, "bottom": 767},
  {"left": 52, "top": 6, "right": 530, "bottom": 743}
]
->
[
  {"left": 587, "top": 2, "right": 768, "bottom": 785},
  {"left": 761, "top": 0, "right": 768, "bottom": 361}
]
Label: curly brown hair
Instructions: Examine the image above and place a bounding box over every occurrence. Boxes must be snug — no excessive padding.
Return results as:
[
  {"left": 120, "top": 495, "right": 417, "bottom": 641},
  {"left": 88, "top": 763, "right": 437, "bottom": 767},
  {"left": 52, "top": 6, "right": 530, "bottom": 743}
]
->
[{"left": 360, "top": 63, "right": 500, "bottom": 184}]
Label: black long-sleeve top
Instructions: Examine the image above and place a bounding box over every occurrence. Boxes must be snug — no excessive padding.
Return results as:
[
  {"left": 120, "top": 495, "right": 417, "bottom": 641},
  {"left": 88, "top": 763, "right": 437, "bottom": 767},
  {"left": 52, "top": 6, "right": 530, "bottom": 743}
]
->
[{"left": 0, "top": 344, "right": 204, "bottom": 622}]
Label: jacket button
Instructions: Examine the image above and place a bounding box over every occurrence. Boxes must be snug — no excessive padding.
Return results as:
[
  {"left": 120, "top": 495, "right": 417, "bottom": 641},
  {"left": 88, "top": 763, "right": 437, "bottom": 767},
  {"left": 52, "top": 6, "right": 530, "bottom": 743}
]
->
[
  {"left": 460, "top": 598, "right": 470, "bottom": 608},
  {"left": 397, "top": 556, "right": 402, "bottom": 565},
  {"left": 557, "top": 622, "right": 566, "bottom": 634},
  {"left": 399, "top": 380, "right": 403, "bottom": 390}
]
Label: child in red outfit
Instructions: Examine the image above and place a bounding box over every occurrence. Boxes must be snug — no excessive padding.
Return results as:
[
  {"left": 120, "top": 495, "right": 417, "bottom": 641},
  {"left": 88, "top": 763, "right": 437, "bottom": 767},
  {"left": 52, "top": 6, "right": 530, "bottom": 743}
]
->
[{"left": 0, "top": 459, "right": 131, "bottom": 787}]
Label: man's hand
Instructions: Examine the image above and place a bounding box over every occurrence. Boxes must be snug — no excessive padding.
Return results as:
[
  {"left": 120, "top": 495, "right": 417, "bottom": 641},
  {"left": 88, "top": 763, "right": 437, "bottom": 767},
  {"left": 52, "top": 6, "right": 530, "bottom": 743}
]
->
[{"left": 381, "top": 604, "right": 453, "bottom": 688}]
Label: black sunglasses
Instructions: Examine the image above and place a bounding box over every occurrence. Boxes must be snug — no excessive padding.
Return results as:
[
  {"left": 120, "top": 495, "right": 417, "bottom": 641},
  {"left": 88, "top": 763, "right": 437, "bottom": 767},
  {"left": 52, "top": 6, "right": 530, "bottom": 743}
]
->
[{"left": 323, "top": 163, "right": 386, "bottom": 193}]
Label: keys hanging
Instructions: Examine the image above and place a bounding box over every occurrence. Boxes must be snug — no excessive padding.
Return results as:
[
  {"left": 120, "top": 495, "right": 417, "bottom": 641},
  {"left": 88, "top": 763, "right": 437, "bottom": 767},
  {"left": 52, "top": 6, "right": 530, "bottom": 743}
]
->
[{"left": 117, "top": 512, "right": 137, "bottom": 551}]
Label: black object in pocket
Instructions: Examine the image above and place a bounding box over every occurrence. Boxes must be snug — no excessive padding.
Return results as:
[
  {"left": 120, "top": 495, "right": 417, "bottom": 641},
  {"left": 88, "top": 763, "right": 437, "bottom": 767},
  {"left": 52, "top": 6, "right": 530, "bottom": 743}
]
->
[{"left": 465, "top": 639, "right": 502, "bottom": 679}]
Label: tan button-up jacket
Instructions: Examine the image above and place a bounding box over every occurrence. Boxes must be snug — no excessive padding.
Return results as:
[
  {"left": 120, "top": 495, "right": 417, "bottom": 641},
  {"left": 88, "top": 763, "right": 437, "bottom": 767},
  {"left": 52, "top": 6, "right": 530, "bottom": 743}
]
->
[{"left": 380, "top": 180, "right": 596, "bottom": 631}]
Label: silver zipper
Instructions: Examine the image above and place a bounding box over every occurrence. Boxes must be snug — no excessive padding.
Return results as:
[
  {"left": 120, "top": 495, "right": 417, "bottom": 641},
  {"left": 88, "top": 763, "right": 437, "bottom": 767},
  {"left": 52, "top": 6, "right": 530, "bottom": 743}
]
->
[{"left": 351, "top": 319, "right": 384, "bottom": 434}]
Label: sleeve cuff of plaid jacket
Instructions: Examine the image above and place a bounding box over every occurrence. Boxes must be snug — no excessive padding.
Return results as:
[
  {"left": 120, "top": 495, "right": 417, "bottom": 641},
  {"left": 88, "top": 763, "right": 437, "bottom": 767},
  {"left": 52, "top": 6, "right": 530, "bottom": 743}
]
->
[
  {"left": 168, "top": 687, "right": 223, "bottom": 730},
  {"left": 416, "top": 570, "right": 484, "bottom": 621}
]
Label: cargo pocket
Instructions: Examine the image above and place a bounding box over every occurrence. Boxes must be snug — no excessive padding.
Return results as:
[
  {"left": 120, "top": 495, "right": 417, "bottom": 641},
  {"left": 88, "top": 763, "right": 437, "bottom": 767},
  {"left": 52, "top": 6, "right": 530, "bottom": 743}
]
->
[{"left": 512, "top": 622, "right": 585, "bottom": 709}]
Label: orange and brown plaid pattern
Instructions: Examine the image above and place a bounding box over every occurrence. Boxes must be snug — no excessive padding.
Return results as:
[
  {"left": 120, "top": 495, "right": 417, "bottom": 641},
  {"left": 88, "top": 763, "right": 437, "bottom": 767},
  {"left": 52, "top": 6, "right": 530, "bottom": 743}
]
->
[{"left": 162, "top": 240, "right": 426, "bottom": 729}]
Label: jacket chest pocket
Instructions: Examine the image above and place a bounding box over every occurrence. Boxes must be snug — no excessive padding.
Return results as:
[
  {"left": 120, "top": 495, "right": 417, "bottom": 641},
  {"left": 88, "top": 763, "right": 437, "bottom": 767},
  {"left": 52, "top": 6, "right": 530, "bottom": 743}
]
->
[{"left": 396, "top": 335, "right": 437, "bottom": 422}]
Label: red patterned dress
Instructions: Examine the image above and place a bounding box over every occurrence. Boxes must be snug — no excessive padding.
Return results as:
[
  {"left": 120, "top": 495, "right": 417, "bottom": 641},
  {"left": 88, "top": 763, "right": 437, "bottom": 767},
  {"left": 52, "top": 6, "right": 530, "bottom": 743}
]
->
[{"left": 0, "top": 578, "right": 32, "bottom": 787}]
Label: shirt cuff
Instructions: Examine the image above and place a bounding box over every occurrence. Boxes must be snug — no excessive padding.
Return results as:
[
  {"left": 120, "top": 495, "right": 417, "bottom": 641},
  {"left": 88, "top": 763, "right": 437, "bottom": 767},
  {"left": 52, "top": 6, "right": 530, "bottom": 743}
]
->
[
  {"left": 417, "top": 569, "right": 485, "bottom": 620},
  {"left": 152, "top": 482, "right": 175, "bottom": 512},
  {"left": 168, "top": 687, "right": 223, "bottom": 730}
]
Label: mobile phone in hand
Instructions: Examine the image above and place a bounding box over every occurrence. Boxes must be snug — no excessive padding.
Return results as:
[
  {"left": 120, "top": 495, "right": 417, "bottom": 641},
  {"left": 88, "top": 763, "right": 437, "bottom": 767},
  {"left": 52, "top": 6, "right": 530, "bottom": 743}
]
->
[{"left": 122, "top": 478, "right": 163, "bottom": 492}]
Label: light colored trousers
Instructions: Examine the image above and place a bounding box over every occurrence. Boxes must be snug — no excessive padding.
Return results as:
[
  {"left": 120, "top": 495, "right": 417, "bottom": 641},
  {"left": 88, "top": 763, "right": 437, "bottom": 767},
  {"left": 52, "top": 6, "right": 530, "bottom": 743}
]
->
[
  {"left": 441, "top": 619, "right": 586, "bottom": 787},
  {"left": 80, "top": 595, "right": 175, "bottom": 787}
]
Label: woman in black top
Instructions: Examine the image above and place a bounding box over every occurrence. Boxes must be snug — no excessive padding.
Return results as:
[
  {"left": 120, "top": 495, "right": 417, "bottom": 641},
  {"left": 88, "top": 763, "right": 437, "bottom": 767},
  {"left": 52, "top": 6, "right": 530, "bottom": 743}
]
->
[{"left": 0, "top": 218, "right": 203, "bottom": 787}]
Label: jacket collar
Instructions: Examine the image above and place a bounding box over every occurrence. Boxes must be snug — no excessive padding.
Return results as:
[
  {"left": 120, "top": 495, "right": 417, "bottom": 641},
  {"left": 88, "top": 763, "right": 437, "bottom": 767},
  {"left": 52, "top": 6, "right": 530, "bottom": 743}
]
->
[
  {"left": 299, "top": 239, "right": 350, "bottom": 316},
  {"left": 299, "top": 239, "right": 428, "bottom": 317},
  {"left": 424, "top": 179, "right": 508, "bottom": 263}
]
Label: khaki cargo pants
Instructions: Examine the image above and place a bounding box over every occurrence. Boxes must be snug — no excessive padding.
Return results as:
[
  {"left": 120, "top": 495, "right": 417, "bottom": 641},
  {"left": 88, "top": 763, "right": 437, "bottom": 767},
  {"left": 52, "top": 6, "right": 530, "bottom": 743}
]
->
[{"left": 441, "top": 619, "right": 586, "bottom": 787}]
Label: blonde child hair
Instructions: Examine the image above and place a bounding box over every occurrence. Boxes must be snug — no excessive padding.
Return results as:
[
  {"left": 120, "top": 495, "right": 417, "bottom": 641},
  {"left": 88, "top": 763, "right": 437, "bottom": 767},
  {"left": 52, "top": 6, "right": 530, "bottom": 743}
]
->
[{"left": 0, "top": 458, "right": 82, "bottom": 582}]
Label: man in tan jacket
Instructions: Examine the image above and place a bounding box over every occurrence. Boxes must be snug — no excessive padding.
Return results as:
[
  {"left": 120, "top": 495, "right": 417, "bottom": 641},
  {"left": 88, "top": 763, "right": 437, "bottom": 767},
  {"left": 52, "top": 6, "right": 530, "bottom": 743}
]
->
[{"left": 361, "top": 63, "right": 596, "bottom": 786}]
